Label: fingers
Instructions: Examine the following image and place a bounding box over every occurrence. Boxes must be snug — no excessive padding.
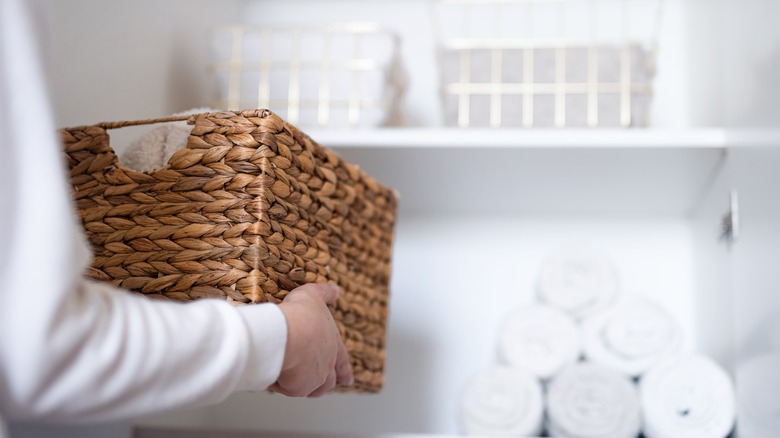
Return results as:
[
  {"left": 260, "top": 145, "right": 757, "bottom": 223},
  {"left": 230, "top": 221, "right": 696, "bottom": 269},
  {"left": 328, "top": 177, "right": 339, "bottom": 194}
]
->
[
  {"left": 268, "top": 381, "right": 297, "bottom": 397},
  {"left": 308, "top": 371, "right": 337, "bottom": 398},
  {"left": 272, "top": 282, "right": 349, "bottom": 398},
  {"left": 335, "top": 340, "right": 354, "bottom": 387},
  {"left": 269, "top": 379, "right": 315, "bottom": 398},
  {"left": 272, "top": 369, "right": 338, "bottom": 398},
  {"left": 313, "top": 283, "right": 339, "bottom": 305},
  {"left": 270, "top": 341, "right": 353, "bottom": 397}
]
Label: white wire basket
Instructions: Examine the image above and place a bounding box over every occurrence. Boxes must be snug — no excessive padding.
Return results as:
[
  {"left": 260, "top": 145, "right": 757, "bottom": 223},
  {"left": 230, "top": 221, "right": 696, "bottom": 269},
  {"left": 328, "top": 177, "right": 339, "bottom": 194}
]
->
[
  {"left": 209, "top": 22, "right": 407, "bottom": 129},
  {"left": 434, "top": 0, "right": 663, "bottom": 128}
]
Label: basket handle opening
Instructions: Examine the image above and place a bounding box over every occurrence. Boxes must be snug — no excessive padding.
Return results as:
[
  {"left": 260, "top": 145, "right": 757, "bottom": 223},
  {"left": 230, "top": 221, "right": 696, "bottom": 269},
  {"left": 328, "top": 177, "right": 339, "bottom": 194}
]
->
[{"left": 95, "top": 115, "right": 194, "bottom": 130}]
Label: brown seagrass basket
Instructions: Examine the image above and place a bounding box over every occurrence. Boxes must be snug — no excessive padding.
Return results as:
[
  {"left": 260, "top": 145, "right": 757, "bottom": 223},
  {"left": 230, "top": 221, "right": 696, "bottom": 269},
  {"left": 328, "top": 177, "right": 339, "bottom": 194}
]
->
[{"left": 61, "top": 109, "right": 398, "bottom": 393}]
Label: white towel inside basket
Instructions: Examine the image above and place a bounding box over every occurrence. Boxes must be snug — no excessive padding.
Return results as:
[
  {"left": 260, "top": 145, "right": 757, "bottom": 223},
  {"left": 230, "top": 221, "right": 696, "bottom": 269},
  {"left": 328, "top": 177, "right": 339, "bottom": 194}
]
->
[{"left": 119, "top": 108, "right": 215, "bottom": 172}]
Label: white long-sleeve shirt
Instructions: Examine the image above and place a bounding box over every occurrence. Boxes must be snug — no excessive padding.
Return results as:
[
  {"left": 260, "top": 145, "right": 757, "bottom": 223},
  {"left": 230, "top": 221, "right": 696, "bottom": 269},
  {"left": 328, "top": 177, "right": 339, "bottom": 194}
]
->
[{"left": 0, "top": 0, "right": 288, "bottom": 435}]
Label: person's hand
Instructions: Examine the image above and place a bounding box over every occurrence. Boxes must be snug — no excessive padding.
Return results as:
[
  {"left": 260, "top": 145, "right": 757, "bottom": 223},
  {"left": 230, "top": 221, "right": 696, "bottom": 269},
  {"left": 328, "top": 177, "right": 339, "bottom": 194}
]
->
[{"left": 271, "top": 283, "right": 354, "bottom": 397}]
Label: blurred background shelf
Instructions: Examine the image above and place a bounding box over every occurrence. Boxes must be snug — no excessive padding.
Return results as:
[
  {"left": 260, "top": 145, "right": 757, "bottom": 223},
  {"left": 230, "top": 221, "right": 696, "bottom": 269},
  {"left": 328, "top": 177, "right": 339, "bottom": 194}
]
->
[
  {"left": 330, "top": 141, "right": 725, "bottom": 216},
  {"left": 318, "top": 128, "right": 728, "bottom": 216}
]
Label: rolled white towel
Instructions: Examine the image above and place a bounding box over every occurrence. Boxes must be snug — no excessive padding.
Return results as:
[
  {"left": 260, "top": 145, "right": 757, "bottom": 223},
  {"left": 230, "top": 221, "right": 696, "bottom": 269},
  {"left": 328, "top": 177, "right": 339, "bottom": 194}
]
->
[
  {"left": 546, "top": 363, "right": 641, "bottom": 438},
  {"left": 737, "top": 353, "right": 780, "bottom": 438},
  {"left": 498, "top": 304, "right": 581, "bottom": 380},
  {"left": 119, "top": 107, "right": 216, "bottom": 172},
  {"left": 640, "top": 354, "right": 736, "bottom": 438},
  {"left": 583, "top": 296, "right": 683, "bottom": 377},
  {"left": 458, "top": 366, "right": 544, "bottom": 437},
  {"left": 537, "top": 246, "right": 619, "bottom": 320}
]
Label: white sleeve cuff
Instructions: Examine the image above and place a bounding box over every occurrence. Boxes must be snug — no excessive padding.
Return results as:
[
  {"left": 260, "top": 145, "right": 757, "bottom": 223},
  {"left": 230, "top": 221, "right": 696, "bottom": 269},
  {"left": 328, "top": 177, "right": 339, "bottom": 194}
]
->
[{"left": 235, "top": 303, "right": 288, "bottom": 391}]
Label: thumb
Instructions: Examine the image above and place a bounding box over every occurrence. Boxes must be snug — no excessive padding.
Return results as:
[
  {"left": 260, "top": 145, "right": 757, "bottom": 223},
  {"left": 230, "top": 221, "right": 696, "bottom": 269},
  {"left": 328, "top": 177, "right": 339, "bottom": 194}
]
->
[
  {"left": 285, "top": 283, "right": 340, "bottom": 305},
  {"left": 318, "top": 283, "right": 340, "bottom": 305}
]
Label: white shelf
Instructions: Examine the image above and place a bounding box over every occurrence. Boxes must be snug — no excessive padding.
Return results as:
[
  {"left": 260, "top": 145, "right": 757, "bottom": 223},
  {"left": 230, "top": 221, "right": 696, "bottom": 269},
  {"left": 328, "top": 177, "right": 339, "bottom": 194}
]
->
[
  {"left": 308, "top": 128, "right": 729, "bottom": 149},
  {"left": 315, "top": 129, "right": 728, "bottom": 216}
]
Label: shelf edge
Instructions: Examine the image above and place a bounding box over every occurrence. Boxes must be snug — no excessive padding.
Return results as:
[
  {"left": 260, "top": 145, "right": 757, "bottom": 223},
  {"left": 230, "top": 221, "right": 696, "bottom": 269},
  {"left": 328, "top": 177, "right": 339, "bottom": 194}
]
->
[{"left": 305, "top": 128, "right": 729, "bottom": 149}]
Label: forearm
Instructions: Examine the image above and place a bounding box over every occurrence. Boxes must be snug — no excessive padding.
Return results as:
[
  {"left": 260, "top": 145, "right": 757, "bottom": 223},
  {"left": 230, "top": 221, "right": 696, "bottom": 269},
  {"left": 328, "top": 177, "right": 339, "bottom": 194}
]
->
[{"left": 0, "top": 277, "right": 286, "bottom": 422}]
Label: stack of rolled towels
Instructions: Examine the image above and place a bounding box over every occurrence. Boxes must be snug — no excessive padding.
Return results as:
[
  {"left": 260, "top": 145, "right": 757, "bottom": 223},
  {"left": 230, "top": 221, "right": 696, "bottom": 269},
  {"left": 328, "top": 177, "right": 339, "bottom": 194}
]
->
[{"left": 459, "top": 245, "right": 736, "bottom": 438}]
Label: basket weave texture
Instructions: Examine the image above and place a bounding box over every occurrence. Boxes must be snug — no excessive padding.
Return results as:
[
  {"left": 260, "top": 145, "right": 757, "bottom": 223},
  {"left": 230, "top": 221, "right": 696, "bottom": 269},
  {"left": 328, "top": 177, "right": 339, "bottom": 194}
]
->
[{"left": 61, "top": 109, "right": 398, "bottom": 393}]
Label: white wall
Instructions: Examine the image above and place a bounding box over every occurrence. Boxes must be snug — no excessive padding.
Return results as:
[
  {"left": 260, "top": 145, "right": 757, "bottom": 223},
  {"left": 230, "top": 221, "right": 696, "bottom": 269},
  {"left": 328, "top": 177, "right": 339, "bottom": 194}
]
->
[
  {"left": 45, "top": 0, "right": 245, "bottom": 127},
  {"left": 685, "top": 0, "right": 780, "bottom": 128},
  {"left": 719, "top": 0, "right": 780, "bottom": 128}
]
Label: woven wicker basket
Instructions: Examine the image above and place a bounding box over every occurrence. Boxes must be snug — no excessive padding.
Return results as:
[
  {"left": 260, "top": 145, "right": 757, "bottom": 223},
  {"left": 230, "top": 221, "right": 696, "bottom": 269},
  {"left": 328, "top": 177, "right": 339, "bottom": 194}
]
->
[{"left": 61, "top": 109, "right": 398, "bottom": 393}]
